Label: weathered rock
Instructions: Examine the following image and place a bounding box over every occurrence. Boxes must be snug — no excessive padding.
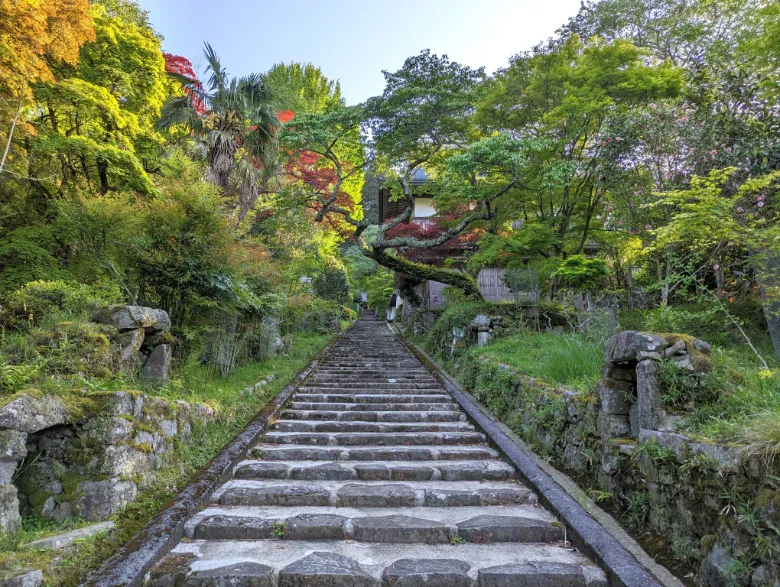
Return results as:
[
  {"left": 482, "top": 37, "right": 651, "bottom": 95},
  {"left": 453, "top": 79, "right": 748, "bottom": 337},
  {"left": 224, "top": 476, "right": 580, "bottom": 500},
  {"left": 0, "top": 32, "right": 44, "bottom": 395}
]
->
[
  {"left": 76, "top": 479, "right": 137, "bottom": 521},
  {"left": 92, "top": 305, "right": 170, "bottom": 333},
  {"left": 0, "top": 394, "right": 67, "bottom": 433},
  {"left": 479, "top": 561, "right": 586, "bottom": 586},
  {"left": 142, "top": 331, "right": 176, "bottom": 348},
  {"left": 261, "top": 316, "right": 283, "bottom": 357},
  {"left": 279, "top": 552, "right": 374, "bottom": 587},
  {"left": 699, "top": 543, "right": 737, "bottom": 587},
  {"left": 382, "top": 559, "right": 471, "bottom": 586},
  {"left": 113, "top": 327, "right": 145, "bottom": 372},
  {"left": 663, "top": 339, "right": 688, "bottom": 357},
  {"left": 82, "top": 417, "right": 134, "bottom": 445},
  {"left": 0, "top": 461, "right": 17, "bottom": 484},
  {"left": 0, "top": 429, "right": 27, "bottom": 461},
  {"left": 140, "top": 344, "right": 172, "bottom": 383},
  {"left": 604, "top": 331, "right": 667, "bottom": 364},
  {"left": 0, "top": 570, "right": 43, "bottom": 587},
  {"left": 752, "top": 563, "right": 780, "bottom": 587},
  {"left": 285, "top": 514, "right": 346, "bottom": 540},
  {"left": 635, "top": 359, "right": 663, "bottom": 431},
  {"left": 671, "top": 355, "right": 696, "bottom": 372},
  {"left": 188, "top": 563, "right": 275, "bottom": 587},
  {"left": 25, "top": 521, "right": 114, "bottom": 550},
  {"left": 692, "top": 339, "right": 712, "bottom": 355},
  {"left": 0, "top": 484, "right": 21, "bottom": 534},
  {"left": 98, "top": 445, "right": 155, "bottom": 478},
  {"left": 597, "top": 381, "right": 632, "bottom": 416},
  {"left": 351, "top": 515, "right": 453, "bottom": 543},
  {"left": 597, "top": 413, "right": 630, "bottom": 438},
  {"left": 456, "top": 514, "right": 561, "bottom": 543}
]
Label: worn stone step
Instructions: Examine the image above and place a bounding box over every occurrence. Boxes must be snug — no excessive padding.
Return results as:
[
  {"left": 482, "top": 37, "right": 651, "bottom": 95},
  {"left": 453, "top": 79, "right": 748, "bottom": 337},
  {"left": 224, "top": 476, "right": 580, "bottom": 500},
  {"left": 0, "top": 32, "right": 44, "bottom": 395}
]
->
[
  {"left": 189, "top": 512, "right": 561, "bottom": 545},
  {"left": 264, "top": 431, "right": 486, "bottom": 446},
  {"left": 290, "top": 402, "right": 460, "bottom": 412},
  {"left": 234, "top": 459, "right": 516, "bottom": 482},
  {"left": 298, "top": 387, "right": 448, "bottom": 395},
  {"left": 250, "top": 445, "right": 503, "bottom": 462},
  {"left": 303, "top": 381, "right": 442, "bottom": 389},
  {"left": 213, "top": 480, "right": 535, "bottom": 508},
  {"left": 272, "top": 420, "right": 475, "bottom": 433},
  {"left": 280, "top": 409, "right": 466, "bottom": 422},
  {"left": 293, "top": 393, "right": 453, "bottom": 403},
  {"left": 148, "top": 541, "right": 607, "bottom": 586}
]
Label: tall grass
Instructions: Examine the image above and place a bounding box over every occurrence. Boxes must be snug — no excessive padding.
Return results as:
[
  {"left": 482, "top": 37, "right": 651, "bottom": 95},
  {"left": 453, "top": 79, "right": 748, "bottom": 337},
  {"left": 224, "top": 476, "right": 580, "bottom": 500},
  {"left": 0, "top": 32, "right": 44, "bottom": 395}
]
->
[{"left": 468, "top": 331, "right": 603, "bottom": 391}]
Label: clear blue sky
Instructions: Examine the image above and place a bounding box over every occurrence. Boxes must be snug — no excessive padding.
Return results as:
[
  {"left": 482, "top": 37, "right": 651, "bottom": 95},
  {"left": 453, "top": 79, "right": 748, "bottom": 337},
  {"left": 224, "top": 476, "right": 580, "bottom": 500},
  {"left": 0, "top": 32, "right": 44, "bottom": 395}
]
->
[{"left": 138, "top": 0, "right": 584, "bottom": 105}]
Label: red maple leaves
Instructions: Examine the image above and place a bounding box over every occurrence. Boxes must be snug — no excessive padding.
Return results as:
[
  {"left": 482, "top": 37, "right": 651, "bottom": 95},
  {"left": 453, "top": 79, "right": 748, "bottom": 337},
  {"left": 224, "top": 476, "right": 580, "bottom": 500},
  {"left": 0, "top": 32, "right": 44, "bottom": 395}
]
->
[{"left": 163, "top": 53, "right": 207, "bottom": 114}]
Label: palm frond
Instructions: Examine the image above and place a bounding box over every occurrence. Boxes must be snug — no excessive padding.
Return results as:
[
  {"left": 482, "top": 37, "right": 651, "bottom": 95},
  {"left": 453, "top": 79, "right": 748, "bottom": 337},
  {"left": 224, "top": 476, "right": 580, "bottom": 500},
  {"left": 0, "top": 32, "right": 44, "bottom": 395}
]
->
[
  {"left": 156, "top": 96, "right": 202, "bottom": 132},
  {"left": 203, "top": 42, "right": 227, "bottom": 93}
]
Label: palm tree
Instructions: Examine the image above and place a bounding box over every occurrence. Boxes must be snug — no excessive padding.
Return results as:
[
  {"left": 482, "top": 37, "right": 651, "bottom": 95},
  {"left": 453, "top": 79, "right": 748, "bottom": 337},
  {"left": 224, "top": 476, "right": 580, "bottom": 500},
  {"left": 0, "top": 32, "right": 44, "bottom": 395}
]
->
[{"left": 157, "top": 43, "right": 281, "bottom": 220}]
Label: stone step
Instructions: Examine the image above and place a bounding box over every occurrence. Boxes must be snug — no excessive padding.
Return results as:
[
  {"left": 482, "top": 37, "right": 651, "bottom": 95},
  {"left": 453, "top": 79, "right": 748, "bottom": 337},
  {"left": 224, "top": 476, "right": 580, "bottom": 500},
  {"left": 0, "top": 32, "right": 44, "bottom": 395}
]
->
[
  {"left": 234, "top": 459, "right": 516, "bottom": 482},
  {"left": 298, "top": 387, "right": 448, "bottom": 395},
  {"left": 289, "top": 402, "right": 460, "bottom": 412},
  {"left": 212, "top": 480, "right": 535, "bottom": 508},
  {"left": 280, "top": 409, "right": 466, "bottom": 422},
  {"left": 302, "top": 381, "right": 442, "bottom": 389},
  {"left": 292, "top": 393, "right": 452, "bottom": 403},
  {"left": 272, "top": 420, "right": 475, "bottom": 433},
  {"left": 148, "top": 541, "right": 607, "bottom": 586},
  {"left": 188, "top": 507, "right": 560, "bottom": 544},
  {"left": 263, "top": 431, "right": 486, "bottom": 446},
  {"left": 250, "top": 445, "right": 503, "bottom": 462}
]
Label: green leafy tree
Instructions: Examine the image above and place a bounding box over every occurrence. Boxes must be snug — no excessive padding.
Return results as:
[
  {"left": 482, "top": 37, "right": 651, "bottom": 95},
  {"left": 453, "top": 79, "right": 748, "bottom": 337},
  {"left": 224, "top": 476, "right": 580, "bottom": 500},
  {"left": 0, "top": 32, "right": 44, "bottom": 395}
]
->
[{"left": 265, "top": 62, "right": 343, "bottom": 114}]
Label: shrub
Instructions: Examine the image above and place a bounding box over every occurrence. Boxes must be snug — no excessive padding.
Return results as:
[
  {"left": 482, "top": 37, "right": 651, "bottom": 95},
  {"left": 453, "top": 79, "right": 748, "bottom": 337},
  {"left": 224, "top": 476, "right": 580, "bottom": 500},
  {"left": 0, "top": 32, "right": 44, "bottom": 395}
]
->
[
  {"left": 34, "top": 321, "right": 118, "bottom": 378},
  {"left": 0, "top": 280, "right": 123, "bottom": 330},
  {"left": 313, "top": 264, "right": 351, "bottom": 303}
]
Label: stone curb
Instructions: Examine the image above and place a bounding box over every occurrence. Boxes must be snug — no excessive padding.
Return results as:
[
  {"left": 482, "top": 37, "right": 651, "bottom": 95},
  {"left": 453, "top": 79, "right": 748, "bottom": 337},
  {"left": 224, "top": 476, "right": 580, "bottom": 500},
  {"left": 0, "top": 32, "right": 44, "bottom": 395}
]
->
[
  {"left": 397, "top": 330, "right": 663, "bottom": 587},
  {"left": 85, "top": 330, "right": 345, "bottom": 587}
]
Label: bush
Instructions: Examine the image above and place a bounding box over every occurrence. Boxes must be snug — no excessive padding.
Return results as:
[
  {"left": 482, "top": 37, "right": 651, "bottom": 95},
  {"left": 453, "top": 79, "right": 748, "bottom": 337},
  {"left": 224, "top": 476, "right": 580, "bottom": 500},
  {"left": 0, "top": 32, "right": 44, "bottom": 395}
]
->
[
  {"left": 33, "top": 321, "right": 118, "bottom": 379},
  {"left": 425, "top": 301, "right": 520, "bottom": 358},
  {"left": 313, "top": 264, "right": 351, "bottom": 303},
  {"left": 0, "top": 280, "right": 123, "bottom": 330}
]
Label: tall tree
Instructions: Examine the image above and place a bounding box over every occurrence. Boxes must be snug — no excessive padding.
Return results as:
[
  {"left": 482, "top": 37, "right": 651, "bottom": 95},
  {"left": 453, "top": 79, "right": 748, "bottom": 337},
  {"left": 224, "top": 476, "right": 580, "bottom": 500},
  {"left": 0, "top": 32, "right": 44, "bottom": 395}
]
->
[
  {"left": 283, "top": 51, "right": 542, "bottom": 298},
  {"left": 265, "top": 62, "right": 344, "bottom": 114},
  {"left": 157, "top": 44, "right": 282, "bottom": 221}
]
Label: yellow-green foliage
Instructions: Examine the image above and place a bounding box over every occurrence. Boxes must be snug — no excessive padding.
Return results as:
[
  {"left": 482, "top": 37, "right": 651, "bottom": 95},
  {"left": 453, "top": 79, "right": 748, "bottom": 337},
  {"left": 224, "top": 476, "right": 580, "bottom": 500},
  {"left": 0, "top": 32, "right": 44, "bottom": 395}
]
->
[{"left": 34, "top": 322, "right": 117, "bottom": 378}]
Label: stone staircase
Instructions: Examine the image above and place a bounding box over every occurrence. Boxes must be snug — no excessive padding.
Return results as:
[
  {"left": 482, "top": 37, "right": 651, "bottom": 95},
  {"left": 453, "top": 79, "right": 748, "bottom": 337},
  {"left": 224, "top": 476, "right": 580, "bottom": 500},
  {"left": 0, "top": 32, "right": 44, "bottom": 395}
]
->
[{"left": 147, "top": 313, "right": 608, "bottom": 586}]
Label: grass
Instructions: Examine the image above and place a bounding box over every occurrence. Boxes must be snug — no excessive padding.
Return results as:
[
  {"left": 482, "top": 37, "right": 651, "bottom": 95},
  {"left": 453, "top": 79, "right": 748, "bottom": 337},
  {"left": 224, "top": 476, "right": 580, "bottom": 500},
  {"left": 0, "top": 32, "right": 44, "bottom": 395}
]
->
[
  {"left": 468, "top": 331, "right": 603, "bottom": 391},
  {"left": 0, "top": 331, "right": 332, "bottom": 585}
]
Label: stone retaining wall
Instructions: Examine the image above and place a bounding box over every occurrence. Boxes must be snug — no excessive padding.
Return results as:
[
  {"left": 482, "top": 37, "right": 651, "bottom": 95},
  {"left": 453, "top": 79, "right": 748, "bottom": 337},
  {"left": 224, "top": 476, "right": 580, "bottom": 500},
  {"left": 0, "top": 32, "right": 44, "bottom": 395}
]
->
[
  {"left": 0, "top": 391, "right": 215, "bottom": 535},
  {"left": 442, "top": 330, "right": 779, "bottom": 587}
]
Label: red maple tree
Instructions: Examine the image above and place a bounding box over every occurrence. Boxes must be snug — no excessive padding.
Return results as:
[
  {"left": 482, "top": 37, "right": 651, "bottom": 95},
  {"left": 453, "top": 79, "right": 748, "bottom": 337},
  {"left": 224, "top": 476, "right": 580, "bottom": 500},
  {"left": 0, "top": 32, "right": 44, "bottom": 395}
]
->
[{"left": 163, "top": 53, "right": 207, "bottom": 114}]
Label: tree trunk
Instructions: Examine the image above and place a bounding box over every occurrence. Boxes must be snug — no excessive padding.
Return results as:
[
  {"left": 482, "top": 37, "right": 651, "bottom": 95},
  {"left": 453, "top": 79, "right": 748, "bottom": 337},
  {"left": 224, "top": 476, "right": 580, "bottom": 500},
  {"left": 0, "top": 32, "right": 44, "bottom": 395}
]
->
[{"left": 365, "top": 248, "right": 484, "bottom": 301}]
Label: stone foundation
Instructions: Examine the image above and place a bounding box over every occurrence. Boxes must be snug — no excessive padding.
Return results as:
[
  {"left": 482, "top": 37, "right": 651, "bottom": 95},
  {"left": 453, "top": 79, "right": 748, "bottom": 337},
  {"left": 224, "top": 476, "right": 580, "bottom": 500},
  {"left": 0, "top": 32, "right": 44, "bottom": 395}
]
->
[{"left": 0, "top": 391, "right": 214, "bottom": 534}]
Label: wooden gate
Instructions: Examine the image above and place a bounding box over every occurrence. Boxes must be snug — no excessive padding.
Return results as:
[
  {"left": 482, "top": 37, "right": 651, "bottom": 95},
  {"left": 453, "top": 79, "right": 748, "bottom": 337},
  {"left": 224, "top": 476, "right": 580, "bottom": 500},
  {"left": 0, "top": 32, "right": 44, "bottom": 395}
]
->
[{"left": 477, "top": 268, "right": 514, "bottom": 302}]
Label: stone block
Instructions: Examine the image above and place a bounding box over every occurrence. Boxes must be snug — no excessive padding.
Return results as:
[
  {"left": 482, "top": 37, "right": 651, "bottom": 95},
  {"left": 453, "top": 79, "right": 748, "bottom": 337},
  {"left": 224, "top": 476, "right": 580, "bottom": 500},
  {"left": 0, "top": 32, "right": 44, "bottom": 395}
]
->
[
  {"left": 699, "top": 543, "right": 736, "bottom": 587},
  {"left": 76, "top": 479, "right": 137, "bottom": 521},
  {"left": 279, "top": 552, "right": 374, "bottom": 587},
  {"left": 82, "top": 416, "right": 134, "bottom": 445},
  {"left": 113, "top": 327, "right": 145, "bottom": 372},
  {"left": 597, "top": 382, "right": 632, "bottom": 415},
  {"left": 664, "top": 339, "right": 688, "bottom": 357},
  {"left": 0, "top": 570, "right": 43, "bottom": 587},
  {"left": 0, "top": 460, "right": 17, "bottom": 484},
  {"left": 92, "top": 305, "right": 170, "bottom": 333},
  {"left": 604, "top": 331, "right": 667, "bottom": 363},
  {"left": 25, "top": 521, "right": 114, "bottom": 550},
  {"left": 0, "top": 484, "right": 21, "bottom": 535},
  {"left": 0, "top": 430, "right": 27, "bottom": 461},
  {"left": 637, "top": 429, "right": 688, "bottom": 462},
  {"left": 479, "top": 562, "right": 587, "bottom": 586},
  {"left": 382, "top": 559, "right": 471, "bottom": 587},
  {"left": 0, "top": 394, "right": 67, "bottom": 433},
  {"left": 692, "top": 339, "right": 712, "bottom": 355},
  {"left": 140, "top": 344, "right": 172, "bottom": 383},
  {"left": 597, "top": 413, "right": 630, "bottom": 438},
  {"left": 98, "top": 445, "right": 155, "bottom": 478},
  {"left": 636, "top": 359, "right": 663, "bottom": 430}
]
